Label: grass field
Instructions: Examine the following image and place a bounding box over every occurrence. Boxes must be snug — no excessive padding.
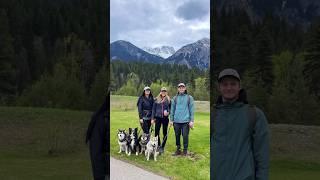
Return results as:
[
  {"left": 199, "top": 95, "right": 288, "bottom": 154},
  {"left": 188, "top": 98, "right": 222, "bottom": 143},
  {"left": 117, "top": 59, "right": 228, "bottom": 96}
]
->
[
  {"left": 110, "top": 95, "right": 210, "bottom": 180},
  {"left": 0, "top": 95, "right": 320, "bottom": 179},
  {"left": 111, "top": 95, "right": 320, "bottom": 180},
  {"left": 0, "top": 106, "right": 93, "bottom": 179},
  {"left": 269, "top": 124, "right": 320, "bottom": 180}
]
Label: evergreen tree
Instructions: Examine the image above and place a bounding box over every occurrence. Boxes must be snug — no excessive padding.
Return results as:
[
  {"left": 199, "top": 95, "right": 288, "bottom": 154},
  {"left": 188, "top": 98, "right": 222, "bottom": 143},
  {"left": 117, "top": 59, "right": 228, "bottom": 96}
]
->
[
  {"left": 0, "top": 9, "right": 17, "bottom": 104},
  {"left": 88, "top": 64, "right": 108, "bottom": 110},
  {"left": 252, "top": 24, "right": 274, "bottom": 91},
  {"left": 304, "top": 25, "right": 320, "bottom": 98},
  {"left": 232, "top": 25, "right": 253, "bottom": 74}
]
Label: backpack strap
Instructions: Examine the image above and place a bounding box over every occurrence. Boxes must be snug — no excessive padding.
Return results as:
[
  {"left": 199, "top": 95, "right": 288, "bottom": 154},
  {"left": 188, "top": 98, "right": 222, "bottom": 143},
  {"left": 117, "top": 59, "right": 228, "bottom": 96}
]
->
[
  {"left": 172, "top": 96, "right": 177, "bottom": 118},
  {"left": 174, "top": 96, "right": 177, "bottom": 105},
  {"left": 187, "top": 95, "right": 190, "bottom": 117},
  {"left": 247, "top": 105, "right": 257, "bottom": 135}
]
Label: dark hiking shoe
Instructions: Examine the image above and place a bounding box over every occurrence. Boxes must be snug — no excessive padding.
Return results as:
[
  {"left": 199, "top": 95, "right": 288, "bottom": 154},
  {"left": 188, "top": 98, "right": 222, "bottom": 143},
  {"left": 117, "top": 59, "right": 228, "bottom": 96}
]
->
[
  {"left": 183, "top": 149, "right": 188, "bottom": 156},
  {"left": 159, "top": 147, "right": 164, "bottom": 154},
  {"left": 172, "top": 149, "right": 181, "bottom": 156}
]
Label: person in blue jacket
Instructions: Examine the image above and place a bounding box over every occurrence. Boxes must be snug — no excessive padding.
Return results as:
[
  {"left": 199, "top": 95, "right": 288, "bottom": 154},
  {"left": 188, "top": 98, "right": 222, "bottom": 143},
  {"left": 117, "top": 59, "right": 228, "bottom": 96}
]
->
[
  {"left": 170, "top": 83, "right": 195, "bottom": 156},
  {"left": 211, "top": 68, "right": 269, "bottom": 180},
  {"left": 137, "top": 86, "right": 154, "bottom": 134}
]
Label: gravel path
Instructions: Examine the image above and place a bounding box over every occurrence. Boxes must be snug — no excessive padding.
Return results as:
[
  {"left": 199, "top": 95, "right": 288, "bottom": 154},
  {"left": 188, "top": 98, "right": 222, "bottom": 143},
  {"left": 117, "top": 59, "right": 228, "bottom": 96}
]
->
[{"left": 110, "top": 157, "right": 169, "bottom": 180}]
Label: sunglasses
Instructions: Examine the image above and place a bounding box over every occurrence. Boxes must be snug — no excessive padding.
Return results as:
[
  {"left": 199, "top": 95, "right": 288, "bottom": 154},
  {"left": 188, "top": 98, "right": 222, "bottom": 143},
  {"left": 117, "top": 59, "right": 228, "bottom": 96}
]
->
[
  {"left": 161, "top": 90, "right": 167, "bottom": 92},
  {"left": 178, "top": 86, "right": 185, "bottom": 88}
]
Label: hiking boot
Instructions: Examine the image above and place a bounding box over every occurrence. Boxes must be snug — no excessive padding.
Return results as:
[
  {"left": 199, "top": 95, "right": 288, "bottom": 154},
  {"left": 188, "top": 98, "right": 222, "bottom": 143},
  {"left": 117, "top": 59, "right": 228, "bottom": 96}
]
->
[
  {"left": 183, "top": 149, "right": 188, "bottom": 156},
  {"left": 172, "top": 149, "right": 181, "bottom": 156},
  {"left": 159, "top": 147, "right": 164, "bottom": 154}
]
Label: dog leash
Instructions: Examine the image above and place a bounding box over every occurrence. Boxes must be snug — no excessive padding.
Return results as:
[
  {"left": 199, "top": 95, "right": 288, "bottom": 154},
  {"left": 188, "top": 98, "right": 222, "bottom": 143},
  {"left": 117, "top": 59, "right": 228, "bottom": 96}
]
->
[
  {"left": 161, "top": 124, "right": 171, "bottom": 147},
  {"left": 138, "top": 121, "right": 143, "bottom": 134}
]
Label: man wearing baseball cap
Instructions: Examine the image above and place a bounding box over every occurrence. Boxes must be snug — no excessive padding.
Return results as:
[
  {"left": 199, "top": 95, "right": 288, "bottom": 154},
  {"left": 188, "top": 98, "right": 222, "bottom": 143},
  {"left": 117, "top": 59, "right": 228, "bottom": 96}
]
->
[
  {"left": 170, "top": 82, "right": 195, "bottom": 156},
  {"left": 211, "top": 68, "right": 269, "bottom": 180}
]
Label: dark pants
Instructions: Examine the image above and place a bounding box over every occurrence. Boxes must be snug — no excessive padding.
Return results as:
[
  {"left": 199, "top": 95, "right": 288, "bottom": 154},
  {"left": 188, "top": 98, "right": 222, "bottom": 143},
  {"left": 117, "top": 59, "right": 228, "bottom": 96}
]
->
[
  {"left": 154, "top": 117, "right": 169, "bottom": 148},
  {"left": 142, "top": 119, "right": 151, "bottom": 134},
  {"left": 173, "top": 122, "right": 190, "bottom": 150}
]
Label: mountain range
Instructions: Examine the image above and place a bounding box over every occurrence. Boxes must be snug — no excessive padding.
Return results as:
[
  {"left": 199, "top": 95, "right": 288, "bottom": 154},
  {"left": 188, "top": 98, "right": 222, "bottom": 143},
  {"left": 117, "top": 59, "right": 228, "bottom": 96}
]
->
[
  {"left": 142, "top": 46, "right": 175, "bottom": 58},
  {"left": 110, "top": 38, "right": 210, "bottom": 69},
  {"left": 110, "top": 40, "right": 164, "bottom": 64}
]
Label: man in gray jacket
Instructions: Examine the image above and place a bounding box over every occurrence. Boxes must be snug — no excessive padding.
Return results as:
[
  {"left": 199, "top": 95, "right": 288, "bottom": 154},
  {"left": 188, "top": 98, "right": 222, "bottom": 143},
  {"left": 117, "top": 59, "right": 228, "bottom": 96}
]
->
[{"left": 211, "top": 69, "right": 269, "bottom": 180}]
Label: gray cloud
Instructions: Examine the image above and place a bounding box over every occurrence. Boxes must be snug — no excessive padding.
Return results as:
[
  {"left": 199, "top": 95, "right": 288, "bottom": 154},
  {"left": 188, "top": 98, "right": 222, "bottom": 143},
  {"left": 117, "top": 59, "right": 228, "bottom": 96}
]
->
[
  {"left": 110, "top": 0, "right": 209, "bottom": 50},
  {"left": 176, "top": 1, "right": 209, "bottom": 20}
]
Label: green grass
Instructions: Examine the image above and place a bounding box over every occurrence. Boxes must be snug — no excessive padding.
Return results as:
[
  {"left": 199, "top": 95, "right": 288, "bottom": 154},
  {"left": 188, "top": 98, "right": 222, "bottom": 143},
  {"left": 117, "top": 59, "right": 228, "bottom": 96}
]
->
[
  {"left": 1, "top": 96, "right": 320, "bottom": 179},
  {"left": 0, "top": 106, "right": 93, "bottom": 179},
  {"left": 110, "top": 95, "right": 320, "bottom": 180},
  {"left": 269, "top": 124, "right": 320, "bottom": 180},
  {"left": 270, "top": 159, "right": 320, "bottom": 180},
  {"left": 110, "top": 95, "right": 210, "bottom": 180}
]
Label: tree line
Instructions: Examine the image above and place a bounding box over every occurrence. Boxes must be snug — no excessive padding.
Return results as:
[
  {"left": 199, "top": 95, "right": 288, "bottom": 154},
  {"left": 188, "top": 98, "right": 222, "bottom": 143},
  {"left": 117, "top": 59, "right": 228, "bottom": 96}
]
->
[
  {"left": 0, "top": 0, "right": 107, "bottom": 110},
  {"left": 111, "top": 60, "right": 210, "bottom": 101},
  {"left": 213, "top": 8, "right": 320, "bottom": 125}
]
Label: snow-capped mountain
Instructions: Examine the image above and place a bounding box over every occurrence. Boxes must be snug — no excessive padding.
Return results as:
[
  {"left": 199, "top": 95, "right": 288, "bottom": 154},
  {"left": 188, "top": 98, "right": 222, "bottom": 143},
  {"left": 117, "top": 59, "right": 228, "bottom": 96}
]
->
[
  {"left": 110, "top": 38, "right": 210, "bottom": 69},
  {"left": 142, "top": 46, "right": 175, "bottom": 58},
  {"left": 166, "top": 38, "right": 210, "bottom": 69},
  {"left": 110, "top": 40, "right": 164, "bottom": 64}
]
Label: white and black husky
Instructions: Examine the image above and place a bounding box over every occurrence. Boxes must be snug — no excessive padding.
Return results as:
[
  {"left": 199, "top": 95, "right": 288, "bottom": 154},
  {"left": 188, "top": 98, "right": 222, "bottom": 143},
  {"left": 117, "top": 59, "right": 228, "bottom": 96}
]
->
[
  {"left": 117, "top": 129, "right": 128, "bottom": 154},
  {"left": 139, "top": 132, "right": 150, "bottom": 155},
  {"left": 146, "top": 135, "right": 159, "bottom": 161},
  {"left": 127, "top": 127, "right": 141, "bottom": 156}
]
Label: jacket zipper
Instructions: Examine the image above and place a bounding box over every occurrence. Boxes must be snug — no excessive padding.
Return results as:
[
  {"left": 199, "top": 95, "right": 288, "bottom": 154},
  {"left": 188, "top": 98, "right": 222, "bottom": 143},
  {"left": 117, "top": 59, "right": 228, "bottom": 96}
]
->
[{"left": 161, "top": 98, "right": 164, "bottom": 118}]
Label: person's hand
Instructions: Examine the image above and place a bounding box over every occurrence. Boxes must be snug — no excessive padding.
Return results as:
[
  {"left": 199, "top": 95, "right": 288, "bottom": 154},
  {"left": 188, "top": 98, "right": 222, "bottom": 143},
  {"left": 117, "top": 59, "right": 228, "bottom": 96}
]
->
[
  {"left": 151, "top": 119, "right": 155, "bottom": 124},
  {"left": 163, "top": 110, "right": 169, "bottom": 116},
  {"left": 189, "top": 121, "right": 194, "bottom": 128},
  {"left": 140, "top": 119, "right": 143, "bottom": 123},
  {"left": 169, "top": 121, "right": 173, "bottom": 127}
]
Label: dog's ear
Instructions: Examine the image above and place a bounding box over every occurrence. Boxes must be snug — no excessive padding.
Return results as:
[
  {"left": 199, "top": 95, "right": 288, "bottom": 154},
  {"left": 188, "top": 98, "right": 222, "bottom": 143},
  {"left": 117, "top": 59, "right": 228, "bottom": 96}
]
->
[{"left": 134, "top": 127, "right": 138, "bottom": 132}]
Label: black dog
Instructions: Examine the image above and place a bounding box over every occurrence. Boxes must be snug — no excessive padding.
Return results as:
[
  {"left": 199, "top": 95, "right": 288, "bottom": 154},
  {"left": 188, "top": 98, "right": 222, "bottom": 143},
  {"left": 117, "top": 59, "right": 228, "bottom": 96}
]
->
[{"left": 127, "top": 127, "right": 141, "bottom": 156}]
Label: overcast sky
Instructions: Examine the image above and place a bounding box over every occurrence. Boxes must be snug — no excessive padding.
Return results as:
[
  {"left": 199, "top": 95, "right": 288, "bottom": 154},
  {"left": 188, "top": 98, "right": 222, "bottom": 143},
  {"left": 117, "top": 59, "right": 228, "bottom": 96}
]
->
[{"left": 110, "top": 0, "right": 210, "bottom": 50}]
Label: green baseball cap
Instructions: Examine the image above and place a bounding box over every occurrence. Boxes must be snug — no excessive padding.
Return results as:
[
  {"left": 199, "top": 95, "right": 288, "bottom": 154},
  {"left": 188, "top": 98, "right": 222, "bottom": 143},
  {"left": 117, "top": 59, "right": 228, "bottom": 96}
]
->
[{"left": 218, "top": 68, "right": 241, "bottom": 82}]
